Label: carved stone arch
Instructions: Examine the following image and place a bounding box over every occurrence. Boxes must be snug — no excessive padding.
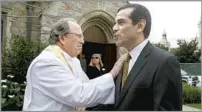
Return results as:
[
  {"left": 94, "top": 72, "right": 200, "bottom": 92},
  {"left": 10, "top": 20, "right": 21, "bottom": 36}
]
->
[{"left": 78, "top": 10, "right": 115, "bottom": 43}]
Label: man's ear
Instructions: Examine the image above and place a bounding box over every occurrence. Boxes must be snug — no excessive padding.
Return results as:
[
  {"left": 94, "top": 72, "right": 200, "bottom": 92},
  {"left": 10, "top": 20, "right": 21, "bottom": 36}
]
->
[
  {"left": 137, "top": 19, "right": 146, "bottom": 33},
  {"left": 58, "top": 35, "right": 65, "bottom": 45}
]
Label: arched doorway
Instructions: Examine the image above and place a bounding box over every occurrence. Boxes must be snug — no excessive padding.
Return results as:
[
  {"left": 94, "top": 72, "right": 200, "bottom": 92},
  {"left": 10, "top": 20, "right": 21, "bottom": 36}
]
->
[
  {"left": 83, "top": 25, "right": 116, "bottom": 73},
  {"left": 78, "top": 10, "right": 116, "bottom": 73}
]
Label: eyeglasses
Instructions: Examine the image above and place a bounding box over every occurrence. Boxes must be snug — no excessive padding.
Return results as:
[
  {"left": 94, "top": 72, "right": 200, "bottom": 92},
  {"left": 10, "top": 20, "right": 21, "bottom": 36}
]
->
[
  {"left": 67, "top": 33, "right": 84, "bottom": 40},
  {"left": 92, "top": 57, "right": 99, "bottom": 59}
]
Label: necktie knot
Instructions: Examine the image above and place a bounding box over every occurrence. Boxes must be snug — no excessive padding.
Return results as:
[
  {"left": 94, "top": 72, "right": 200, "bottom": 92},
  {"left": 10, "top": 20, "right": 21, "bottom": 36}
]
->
[{"left": 125, "top": 53, "right": 131, "bottom": 62}]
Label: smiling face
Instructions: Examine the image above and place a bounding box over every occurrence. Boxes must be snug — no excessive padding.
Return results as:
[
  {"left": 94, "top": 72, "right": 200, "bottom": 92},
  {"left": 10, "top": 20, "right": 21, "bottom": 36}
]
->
[
  {"left": 59, "top": 22, "right": 84, "bottom": 57},
  {"left": 113, "top": 8, "right": 137, "bottom": 48},
  {"left": 113, "top": 7, "right": 146, "bottom": 51}
]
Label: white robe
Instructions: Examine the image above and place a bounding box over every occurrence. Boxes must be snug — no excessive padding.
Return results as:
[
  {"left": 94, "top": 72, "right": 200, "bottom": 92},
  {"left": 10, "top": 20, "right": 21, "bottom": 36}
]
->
[{"left": 23, "top": 46, "right": 115, "bottom": 111}]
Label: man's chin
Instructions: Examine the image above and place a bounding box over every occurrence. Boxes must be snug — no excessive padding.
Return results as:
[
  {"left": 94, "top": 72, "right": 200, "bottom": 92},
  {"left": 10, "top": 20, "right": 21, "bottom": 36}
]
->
[
  {"left": 76, "top": 51, "right": 82, "bottom": 55},
  {"left": 115, "top": 41, "right": 123, "bottom": 47}
]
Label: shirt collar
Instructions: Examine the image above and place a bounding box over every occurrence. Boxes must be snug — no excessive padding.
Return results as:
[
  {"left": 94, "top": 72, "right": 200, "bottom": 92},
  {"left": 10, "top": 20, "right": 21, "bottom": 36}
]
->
[{"left": 129, "top": 39, "right": 149, "bottom": 59}]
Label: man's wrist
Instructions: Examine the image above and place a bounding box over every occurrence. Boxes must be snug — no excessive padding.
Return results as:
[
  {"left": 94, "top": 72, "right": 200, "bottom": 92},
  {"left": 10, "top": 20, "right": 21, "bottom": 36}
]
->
[{"left": 109, "top": 72, "right": 115, "bottom": 79}]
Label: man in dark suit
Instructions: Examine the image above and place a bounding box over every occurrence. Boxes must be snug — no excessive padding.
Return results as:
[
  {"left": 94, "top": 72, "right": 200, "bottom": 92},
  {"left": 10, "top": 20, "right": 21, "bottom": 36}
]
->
[{"left": 113, "top": 3, "right": 182, "bottom": 111}]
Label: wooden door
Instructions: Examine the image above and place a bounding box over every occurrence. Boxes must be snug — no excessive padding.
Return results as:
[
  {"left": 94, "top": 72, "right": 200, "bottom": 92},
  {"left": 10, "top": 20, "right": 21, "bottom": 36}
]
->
[
  {"left": 80, "top": 25, "right": 116, "bottom": 73},
  {"left": 82, "top": 42, "right": 116, "bottom": 72},
  {"left": 103, "top": 44, "right": 117, "bottom": 72}
]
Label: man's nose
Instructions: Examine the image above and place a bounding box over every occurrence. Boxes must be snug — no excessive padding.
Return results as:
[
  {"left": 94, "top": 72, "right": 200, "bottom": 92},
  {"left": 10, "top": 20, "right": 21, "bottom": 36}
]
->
[
  {"left": 80, "top": 38, "right": 84, "bottom": 44},
  {"left": 113, "top": 24, "right": 118, "bottom": 33}
]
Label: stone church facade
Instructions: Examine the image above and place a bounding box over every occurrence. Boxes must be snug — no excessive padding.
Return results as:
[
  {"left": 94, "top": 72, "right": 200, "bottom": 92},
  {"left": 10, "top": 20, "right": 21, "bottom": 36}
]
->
[{"left": 1, "top": 1, "right": 129, "bottom": 71}]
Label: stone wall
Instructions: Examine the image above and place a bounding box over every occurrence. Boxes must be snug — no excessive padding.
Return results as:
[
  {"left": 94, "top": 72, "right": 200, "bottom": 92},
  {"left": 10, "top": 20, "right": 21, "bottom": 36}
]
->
[
  {"left": 40, "top": 1, "right": 128, "bottom": 58},
  {"left": 40, "top": 0, "right": 127, "bottom": 44},
  {"left": 2, "top": 2, "right": 27, "bottom": 45},
  {"left": 1, "top": 1, "right": 47, "bottom": 42},
  {"left": 2, "top": 1, "right": 129, "bottom": 58}
]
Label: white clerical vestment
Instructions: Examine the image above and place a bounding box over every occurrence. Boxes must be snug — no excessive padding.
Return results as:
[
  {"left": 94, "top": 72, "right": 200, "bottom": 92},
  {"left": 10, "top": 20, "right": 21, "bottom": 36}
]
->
[{"left": 23, "top": 45, "right": 115, "bottom": 111}]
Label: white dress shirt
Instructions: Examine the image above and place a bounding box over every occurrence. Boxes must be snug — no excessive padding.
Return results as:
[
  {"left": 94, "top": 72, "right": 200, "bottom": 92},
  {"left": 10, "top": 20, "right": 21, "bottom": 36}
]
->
[
  {"left": 23, "top": 46, "right": 115, "bottom": 111},
  {"left": 128, "top": 39, "right": 149, "bottom": 76}
]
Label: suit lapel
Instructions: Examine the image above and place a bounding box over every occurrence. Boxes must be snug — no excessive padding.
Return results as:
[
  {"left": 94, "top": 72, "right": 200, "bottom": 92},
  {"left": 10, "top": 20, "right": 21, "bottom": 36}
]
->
[{"left": 116, "top": 41, "right": 153, "bottom": 107}]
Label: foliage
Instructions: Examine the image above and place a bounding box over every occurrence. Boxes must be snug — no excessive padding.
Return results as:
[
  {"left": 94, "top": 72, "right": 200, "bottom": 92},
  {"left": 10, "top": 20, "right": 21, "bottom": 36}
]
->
[
  {"left": 2, "top": 35, "right": 47, "bottom": 82},
  {"left": 153, "top": 42, "right": 169, "bottom": 51},
  {"left": 1, "top": 76, "right": 25, "bottom": 110},
  {"left": 173, "top": 38, "right": 201, "bottom": 63},
  {"left": 185, "top": 103, "right": 201, "bottom": 109},
  {"left": 1, "top": 35, "right": 47, "bottom": 110},
  {"left": 182, "top": 82, "right": 201, "bottom": 104}
]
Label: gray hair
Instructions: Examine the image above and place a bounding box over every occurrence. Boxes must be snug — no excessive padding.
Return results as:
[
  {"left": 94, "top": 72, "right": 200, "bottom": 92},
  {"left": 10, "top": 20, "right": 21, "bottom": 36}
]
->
[{"left": 49, "top": 18, "right": 77, "bottom": 44}]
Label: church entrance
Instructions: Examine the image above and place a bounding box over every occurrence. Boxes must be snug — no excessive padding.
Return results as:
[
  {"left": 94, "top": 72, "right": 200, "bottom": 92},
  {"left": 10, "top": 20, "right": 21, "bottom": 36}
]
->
[
  {"left": 79, "top": 25, "right": 116, "bottom": 73},
  {"left": 82, "top": 42, "right": 116, "bottom": 73},
  {"left": 78, "top": 10, "right": 116, "bottom": 73}
]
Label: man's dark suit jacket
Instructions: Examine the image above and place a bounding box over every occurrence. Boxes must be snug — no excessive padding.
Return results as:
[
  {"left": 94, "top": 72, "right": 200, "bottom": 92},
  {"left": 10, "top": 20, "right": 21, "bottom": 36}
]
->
[{"left": 115, "top": 41, "right": 182, "bottom": 111}]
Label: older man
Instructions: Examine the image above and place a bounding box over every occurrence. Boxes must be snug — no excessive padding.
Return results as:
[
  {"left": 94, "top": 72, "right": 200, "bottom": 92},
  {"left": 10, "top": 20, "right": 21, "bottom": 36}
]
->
[{"left": 23, "top": 18, "right": 125, "bottom": 111}]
